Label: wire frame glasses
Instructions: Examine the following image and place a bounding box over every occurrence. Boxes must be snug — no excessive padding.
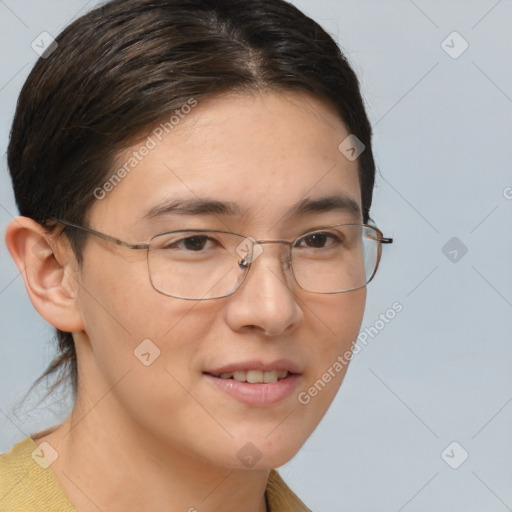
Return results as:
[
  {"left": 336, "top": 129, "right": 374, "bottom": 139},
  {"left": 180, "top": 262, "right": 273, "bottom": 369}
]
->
[{"left": 55, "top": 220, "right": 393, "bottom": 300}]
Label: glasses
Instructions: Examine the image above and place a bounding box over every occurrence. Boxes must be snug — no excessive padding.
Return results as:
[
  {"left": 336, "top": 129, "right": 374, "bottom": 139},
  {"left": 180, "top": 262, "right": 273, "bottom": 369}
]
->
[{"left": 54, "top": 220, "right": 393, "bottom": 300}]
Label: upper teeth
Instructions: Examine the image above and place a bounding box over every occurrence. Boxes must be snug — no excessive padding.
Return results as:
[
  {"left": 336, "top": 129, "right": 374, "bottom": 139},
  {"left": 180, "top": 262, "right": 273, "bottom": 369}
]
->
[{"left": 217, "top": 370, "right": 289, "bottom": 383}]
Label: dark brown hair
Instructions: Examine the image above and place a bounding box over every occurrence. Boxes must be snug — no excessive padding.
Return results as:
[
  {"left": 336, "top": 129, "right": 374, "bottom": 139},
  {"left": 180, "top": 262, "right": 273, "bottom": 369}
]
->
[{"left": 8, "top": 0, "right": 376, "bottom": 400}]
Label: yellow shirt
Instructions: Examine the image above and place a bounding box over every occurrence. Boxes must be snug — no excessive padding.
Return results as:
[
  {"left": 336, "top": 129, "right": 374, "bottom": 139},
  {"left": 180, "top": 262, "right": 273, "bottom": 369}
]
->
[{"left": 0, "top": 437, "right": 311, "bottom": 511}]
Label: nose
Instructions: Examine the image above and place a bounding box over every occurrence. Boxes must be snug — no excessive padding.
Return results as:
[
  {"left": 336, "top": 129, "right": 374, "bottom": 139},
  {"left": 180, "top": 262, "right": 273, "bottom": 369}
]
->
[{"left": 224, "top": 243, "right": 303, "bottom": 336}]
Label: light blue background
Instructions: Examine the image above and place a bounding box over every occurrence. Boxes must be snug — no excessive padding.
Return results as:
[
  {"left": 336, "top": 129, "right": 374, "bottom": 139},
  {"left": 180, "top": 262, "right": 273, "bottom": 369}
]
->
[{"left": 1, "top": 1, "right": 511, "bottom": 511}]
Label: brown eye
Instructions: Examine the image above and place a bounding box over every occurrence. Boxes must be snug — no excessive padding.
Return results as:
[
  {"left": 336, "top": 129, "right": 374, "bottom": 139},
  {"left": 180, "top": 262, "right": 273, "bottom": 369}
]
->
[
  {"left": 182, "top": 236, "right": 208, "bottom": 251},
  {"left": 161, "top": 235, "right": 214, "bottom": 251},
  {"left": 297, "top": 232, "right": 338, "bottom": 249},
  {"left": 304, "top": 233, "right": 328, "bottom": 248}
]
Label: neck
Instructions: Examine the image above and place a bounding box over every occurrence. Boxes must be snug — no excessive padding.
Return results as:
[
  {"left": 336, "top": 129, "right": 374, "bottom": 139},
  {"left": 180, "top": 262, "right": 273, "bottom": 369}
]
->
[{"left": 36, "top": 394, "right": 270, "bottom": 512}]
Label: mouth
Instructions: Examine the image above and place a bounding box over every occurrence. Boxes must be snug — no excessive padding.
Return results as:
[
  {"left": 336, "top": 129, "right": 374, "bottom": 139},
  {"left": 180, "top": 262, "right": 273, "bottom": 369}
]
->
[
  {"left": 203, "top": 361, "right": 301, "bottom": 406},
  {"left": 206, "top": 370, "right": 290, "bottom": 384}
]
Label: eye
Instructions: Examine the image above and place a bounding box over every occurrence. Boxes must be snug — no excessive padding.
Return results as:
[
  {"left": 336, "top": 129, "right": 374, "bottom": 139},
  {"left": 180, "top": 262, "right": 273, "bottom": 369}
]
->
[
  {"left": 181, "top": 236, "right": 209, "bottom": 251},
  {"left": 296, "top": 231, "right": 340, "bottom": 249},
  {"left": 163, "top": 235, "right": 216, "bottom": 251}
]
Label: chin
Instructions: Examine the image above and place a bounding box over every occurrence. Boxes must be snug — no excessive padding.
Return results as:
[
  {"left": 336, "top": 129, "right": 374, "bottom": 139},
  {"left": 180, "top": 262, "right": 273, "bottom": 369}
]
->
[{"left": 216, "top": 428, "right": 311, "bottom": 471}]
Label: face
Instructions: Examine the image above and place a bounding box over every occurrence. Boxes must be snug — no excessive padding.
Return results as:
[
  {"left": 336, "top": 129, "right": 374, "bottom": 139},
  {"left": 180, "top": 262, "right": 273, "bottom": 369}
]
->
[{"left": 73, "top": 91, "right": 366, "bottom": 469}]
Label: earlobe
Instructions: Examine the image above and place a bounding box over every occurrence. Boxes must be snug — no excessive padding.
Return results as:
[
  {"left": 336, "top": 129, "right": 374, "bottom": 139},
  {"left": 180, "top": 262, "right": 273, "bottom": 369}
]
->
[{"left": 5, "top": 216, "right": 84, "bottom": 332}]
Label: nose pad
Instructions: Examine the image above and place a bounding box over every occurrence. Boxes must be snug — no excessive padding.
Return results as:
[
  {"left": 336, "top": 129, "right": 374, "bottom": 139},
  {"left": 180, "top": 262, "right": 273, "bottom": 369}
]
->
[
  {"left": 281, "top": 251, "right": 292, "bottom": 271},
  {"left": 235, "top": 237, "right": 264, "bottom": 269},
  {"left": 238, "top": 258, "right": 249, "bottom": 270}
]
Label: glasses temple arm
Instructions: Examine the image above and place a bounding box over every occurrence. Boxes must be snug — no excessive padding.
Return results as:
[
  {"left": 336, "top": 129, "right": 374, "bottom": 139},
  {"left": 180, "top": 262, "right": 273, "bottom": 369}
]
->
[{"left": 51, "top": 219, "right": 148, "bottom": 250}]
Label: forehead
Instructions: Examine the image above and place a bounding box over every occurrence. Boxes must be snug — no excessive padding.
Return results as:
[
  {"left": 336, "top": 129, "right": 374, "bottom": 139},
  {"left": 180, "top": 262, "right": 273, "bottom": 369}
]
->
[{"left": 90, "top": 91, "right": 362, "bottom": 232}]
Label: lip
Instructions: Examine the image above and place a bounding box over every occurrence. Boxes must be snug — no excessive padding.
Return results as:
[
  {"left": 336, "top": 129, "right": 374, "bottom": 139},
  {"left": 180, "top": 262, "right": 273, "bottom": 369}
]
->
[
  {"left": 203, "top": 359, "right": 302, "bottom": 407},
  {"left": 204, "top": 373, "right": 301, "bottom": 406}
]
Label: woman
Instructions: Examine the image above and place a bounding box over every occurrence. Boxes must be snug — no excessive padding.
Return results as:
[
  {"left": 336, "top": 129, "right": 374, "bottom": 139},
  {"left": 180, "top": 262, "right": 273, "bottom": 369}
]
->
[{"left": 0, "top": 0, "right": 392, "bottom": 510}]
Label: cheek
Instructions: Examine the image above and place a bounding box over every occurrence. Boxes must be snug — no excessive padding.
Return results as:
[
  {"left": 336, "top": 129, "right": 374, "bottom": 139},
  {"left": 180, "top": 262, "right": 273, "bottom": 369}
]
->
[
  {"left": 299, "top": 287, "right": 366, "bottom": 405},
  {"left": 306, "top": 287, "right": 366, "bottom": 354},
  {"left": 74, "top": 259, "right": 221, "bottom": 445},
  {"left": 75, "top": 243, "right": 223, "bottom": 387},
  {"left": 75, "top": 248, "right": 211, "bottom": 387},
  {"left": 77, "top": 246, "right": 191, "bottom": 338}
]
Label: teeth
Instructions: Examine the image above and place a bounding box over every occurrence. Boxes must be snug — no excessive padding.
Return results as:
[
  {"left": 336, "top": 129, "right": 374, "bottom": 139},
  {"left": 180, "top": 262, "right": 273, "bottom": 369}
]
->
[
  {"left": 263, "top": 371, "right": 276, "bottom": 383},
  {"left": 247, "top": 370, "right": 263, "bottom": 383},
  {"left": 217, "top": 370, "right": 289, "bottom": 383},
  {"left": 233, "top": 371, "right": 246, "bottom": 382}
]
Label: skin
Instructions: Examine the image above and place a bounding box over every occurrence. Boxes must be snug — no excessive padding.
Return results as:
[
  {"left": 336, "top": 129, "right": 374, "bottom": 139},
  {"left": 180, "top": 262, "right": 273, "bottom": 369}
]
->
[{"left": 6, "top": 90, "right": 366, "bottom": 512}]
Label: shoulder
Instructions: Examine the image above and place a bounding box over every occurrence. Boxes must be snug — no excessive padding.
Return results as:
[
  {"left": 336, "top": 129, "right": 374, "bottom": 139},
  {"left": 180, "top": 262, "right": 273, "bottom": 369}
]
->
[
  {"left": 266, "top": 469, "right": 312, "bottom": 512},
  {"left": 0, "top": 437, "right": 76, "bottom": 511}
]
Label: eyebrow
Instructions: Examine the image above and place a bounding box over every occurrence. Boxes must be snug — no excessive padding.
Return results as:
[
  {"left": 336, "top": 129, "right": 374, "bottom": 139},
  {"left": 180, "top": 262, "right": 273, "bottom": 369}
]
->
[
  {"left": 143, "top": 193, "right": 361, "bottom": 220},
  {"left": 144, "top": 198, "right": 241, "bottom": 218},
  {"left": 288, "top": 195, "right": 362, "bottom": 219}
]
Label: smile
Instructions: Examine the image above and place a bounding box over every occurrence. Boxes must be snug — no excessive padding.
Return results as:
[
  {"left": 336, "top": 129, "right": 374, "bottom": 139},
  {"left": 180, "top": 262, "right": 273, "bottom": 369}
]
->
[
  {"left": 209, "top": 370, "right": 290, "bottom": 384},
  {"left": 204, "top": 362, "right": 301, "bottom": 406}
]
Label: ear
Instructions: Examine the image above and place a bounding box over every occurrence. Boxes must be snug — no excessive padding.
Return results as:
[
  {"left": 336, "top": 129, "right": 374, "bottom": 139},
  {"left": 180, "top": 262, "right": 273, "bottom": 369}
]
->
[{"left": 5, "top": 216, "right": 84, "bottom": 332}]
